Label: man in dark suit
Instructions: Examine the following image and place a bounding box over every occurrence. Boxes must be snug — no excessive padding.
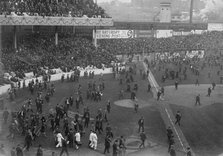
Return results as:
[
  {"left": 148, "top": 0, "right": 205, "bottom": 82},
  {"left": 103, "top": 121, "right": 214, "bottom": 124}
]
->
[
  {"left": 175, "top": 111, "right": 182, "bottom": 126},
  {"left": 138, "top": 116, "right": 144, "bottom": 133}
]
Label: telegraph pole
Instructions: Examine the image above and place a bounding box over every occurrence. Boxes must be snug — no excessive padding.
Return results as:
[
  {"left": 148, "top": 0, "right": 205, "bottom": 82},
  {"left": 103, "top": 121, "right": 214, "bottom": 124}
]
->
[{"left": 189, "top": 0, "right": 194, "bottom": 24}]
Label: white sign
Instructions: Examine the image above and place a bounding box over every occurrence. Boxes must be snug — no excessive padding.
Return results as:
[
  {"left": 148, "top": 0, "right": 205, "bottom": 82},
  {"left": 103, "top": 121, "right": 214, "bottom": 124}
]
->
[
  {"left": 172, "top": 31, "right": 182, "bottom": 36},
  {"left": 186, "top": 50, "right": 205, "bottom": 58},
  {"left": 172, "top": 31, "right": 192, "bottom": 36},
  {"left": 96, "top": 30, "right": 134, "bottom": 39},
  {"left": 208, "top": 23, "right": 223, "bottom": 31},
  {"left": 155, "top": 30, "right": 173, "bottom": 38},
  {"left": 182, "top": 31, "right": 192, "bottom": 36}
]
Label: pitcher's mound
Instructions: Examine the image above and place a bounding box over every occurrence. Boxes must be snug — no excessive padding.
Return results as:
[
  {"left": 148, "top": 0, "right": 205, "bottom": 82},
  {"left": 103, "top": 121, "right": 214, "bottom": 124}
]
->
[{"left": 114, "top": 99, "right": 152, "bottom": 108}]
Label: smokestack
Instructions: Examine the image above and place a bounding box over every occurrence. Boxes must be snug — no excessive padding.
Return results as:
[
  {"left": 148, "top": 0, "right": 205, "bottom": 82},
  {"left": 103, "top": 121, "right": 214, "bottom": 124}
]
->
[{"left": 190, "top": 0, "right": 193, "bottom": 23}]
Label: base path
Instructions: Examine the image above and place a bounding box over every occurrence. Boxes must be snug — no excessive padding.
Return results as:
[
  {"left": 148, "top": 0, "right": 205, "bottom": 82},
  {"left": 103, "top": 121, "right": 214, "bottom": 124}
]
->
[{"left": 142, "top": 62, "right": 195, "bottom": 156}]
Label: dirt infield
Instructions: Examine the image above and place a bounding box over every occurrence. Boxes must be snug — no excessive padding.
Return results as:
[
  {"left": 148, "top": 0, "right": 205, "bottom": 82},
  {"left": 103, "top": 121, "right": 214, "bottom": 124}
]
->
[{"left": 114, "top": 99, "right": 154, "bottom": 108}]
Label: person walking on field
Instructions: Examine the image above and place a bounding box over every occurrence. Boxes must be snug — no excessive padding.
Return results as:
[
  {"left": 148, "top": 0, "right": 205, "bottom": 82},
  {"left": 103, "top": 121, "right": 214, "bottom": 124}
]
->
[
  {"left": 16, "top": 144, "right": 23, "bottom": 156},
  {"left": 175, "top": 81, "right": 178, "bottom": 90},
  {"left": 74, "top": 131, "right": 81, "bottom": 150},
  {"left": 147, "top": 83, "right": 151, "bottom": 92},
  {"left": 134, "top": 99, "right": 139, "bottom": 113},
  {"left": 36, "top": 144, "right": 43, "bottom": 156},
  {"left": 157, "top": 90, "right": 161, "bottom": 101},
  {"left": 3, "top": 108, "right": 9, "bottom": 124},
  {"left": 186, "top": 147, "right": 192, "bottom": 156},
  {"left": 60, "top": 139, "right": 69, "bottom": 156},
  {"left": 195, "top": 79, "right": 199, "bottom": 86},
  {"left": 175, "top": 111, "right": 181, "bottom": 126},
  {"left": 112, "top": 140, "right": 119, "bottom": 156},
  {"left": 107, "top": 100, "right": 111, "bottom": 113},
  {"left": 139, "top": 131, "right": 147, "bottom": 148},
  {"left": 104, "top": 135, "right": 111, "bottom": 154},
  {"left": 212, "top": 82, "right": 216, "bottom": 90},
  {"left": 169, "top": 145, "right": 176, "bottom": 156},
  {"left": 168, "top": 137, "right": 175, "bottom": 153},
  {"left": 138, "top": 116, "right": 144, "bottom": 133},
  {"left": 207, "top": 87, "right": 212, "bottom": 97},
  {"left": 195, "top": 94, "right": 201, "bottom": 106},
  {"left": 166, "top": 126, "right": 173, "bottom": 141},
  {"left": 10, "top": 147, "right": 16, "bottom": 156},
  {"left": 161, "top": 86, "right": 164, "bottom": 97}
]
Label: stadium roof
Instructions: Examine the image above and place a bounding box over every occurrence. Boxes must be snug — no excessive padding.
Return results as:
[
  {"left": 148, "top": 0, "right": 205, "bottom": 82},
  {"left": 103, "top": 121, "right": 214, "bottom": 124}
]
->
[{"left": 113, "top": 21, "right": 208, "bottom": 30}]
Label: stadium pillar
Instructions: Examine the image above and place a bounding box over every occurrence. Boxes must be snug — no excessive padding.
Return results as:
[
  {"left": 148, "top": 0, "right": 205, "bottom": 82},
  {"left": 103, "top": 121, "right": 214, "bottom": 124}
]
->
[
  {"left": 93, "top": 27, "right": 97, "bottom": 47},
  {"left": 14, "top": 26, "right": 17, "bottom": 50},
  {"left": 0, "top": 26, "right": 3, "bottom": 80},
  {"left": 73, "top": 26, "right": 75, "bottom": 34},
  {"left": 55, "top": 26, "right": 58, "bottom": 46},
  {"left": 0, "top": 25, "right": 2, "bottom": 54}
]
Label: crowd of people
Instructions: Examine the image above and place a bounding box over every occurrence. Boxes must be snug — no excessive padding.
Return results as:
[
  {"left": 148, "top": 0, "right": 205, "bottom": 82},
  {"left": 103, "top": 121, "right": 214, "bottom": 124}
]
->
[
  {"left": 0, "top": 0, "right": 109, "bottom": 18},
  {"left": 1, "top": 30, "right": 223, "bottom": 156},
  {"left": 1, "top": 62, "right": 148, "bottom": 156},
  {"left": 2, "top": 31, "right": 223, "bottom": 80},
  {"left": 98, "top": 31, "right": 223, "bottom": 54},
  {"left": 149, "top": 51, "right": 223, "bottom": 85},
  {"left": 1, "top": 32, "right": 116, "bottom": 79}
]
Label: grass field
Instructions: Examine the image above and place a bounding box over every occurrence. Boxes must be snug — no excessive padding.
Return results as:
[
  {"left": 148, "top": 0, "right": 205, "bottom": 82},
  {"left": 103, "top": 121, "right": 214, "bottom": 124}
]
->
[
  {"left": 1, "top": 61, "right": 223, "bottom": 156},
  {"left": 0, "top": 71, "right": 167, "bottom": 155},
  {"left": 152, "top": 62, "right": 223, "bottom": 156}
]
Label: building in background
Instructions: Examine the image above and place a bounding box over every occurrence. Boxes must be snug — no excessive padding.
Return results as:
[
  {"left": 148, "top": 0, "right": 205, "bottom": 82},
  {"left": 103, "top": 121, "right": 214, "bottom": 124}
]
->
[{"left": 159, "top": 2, "right": 171, "bottom": 23}]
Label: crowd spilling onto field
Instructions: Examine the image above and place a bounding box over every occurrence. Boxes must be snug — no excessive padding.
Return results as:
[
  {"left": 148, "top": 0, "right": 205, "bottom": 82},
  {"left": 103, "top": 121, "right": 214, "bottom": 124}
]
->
[
  {"left": 2, "top": 63, "right": 145, "bottom": 156},
  {"left": 0, "top": 0, "right": 109, "bottom": 18}
]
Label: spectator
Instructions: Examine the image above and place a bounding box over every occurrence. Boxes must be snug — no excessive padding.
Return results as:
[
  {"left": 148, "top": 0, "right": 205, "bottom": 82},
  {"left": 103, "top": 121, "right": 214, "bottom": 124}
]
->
[
  {"left": 11, "top": 147, "right": 16, "bottom": 156},
  {"left": 0, "top": 0, "right": 110, "bottom": 18},
  {"left": 36, "top": 144, "right": 43, "bottom": 156},
  {"left": 16, "top": 144, "right": 23, "bottom": 156}
]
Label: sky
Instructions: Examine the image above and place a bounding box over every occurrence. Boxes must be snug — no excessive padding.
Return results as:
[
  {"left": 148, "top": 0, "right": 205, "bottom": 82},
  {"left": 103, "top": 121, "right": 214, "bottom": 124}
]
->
[{"left": 97, "top": 0, "right": 131, "bottom": 3}]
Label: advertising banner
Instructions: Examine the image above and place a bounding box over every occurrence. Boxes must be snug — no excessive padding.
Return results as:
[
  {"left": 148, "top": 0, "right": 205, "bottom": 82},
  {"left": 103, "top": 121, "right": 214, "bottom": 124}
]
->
[
  {"left": 134, "top": 30, "right": 154, "bottom": 38},
  {"left": 155, "top": 30, "right": 173, "bottom": 38},
  {"left": 208, "top": 23, "right": 223, "bottom": 31},
  {"left": 155, "top": 50, "right": 205, "bottom": 60},
  {"left": 96, "top": 30, "right": 134, "bottom": 39},
  {"left": 172, "top": 31, "right": 192, "bottom": 36},
  {"left": 172, "top": 31, "right": 182, "bottom": 36},
  {"left": 186, "top": 50, "right": 205, "bottom": 58},
  {"left": 182, "top": 31, "right": 192, "bottom": 36}
]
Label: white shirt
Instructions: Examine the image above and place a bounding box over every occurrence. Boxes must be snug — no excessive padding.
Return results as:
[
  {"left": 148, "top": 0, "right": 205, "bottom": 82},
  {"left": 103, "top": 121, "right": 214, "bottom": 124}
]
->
[
  {"left": 57, "top": 133, "right": 64, "bottom": 141},
  {"left": 92, "top": 133, "right": 98, "bottom": 142},
  {"left": 89, "top": 132, "right": 94, "bottom": 141},
  {"left": 75, "top": 132, "right": 81, "bottom": 142}
]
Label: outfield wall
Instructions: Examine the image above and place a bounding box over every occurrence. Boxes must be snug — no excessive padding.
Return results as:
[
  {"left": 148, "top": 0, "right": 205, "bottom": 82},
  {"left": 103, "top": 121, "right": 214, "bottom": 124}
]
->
[{"left": 0, "top": 68, "right": 113, "bottom": 96}]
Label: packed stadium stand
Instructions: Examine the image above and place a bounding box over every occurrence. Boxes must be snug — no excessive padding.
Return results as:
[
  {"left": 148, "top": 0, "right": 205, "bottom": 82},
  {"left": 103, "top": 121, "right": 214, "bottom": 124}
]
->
[
  {"left": 0, "top": 0, "right": 110, "bottom": 18},
  {"left": 1, "top": 33, "right": 116, "bottom": 78},
  {"left": 1, "top": 31, "right": 223, "bottom": 79}
]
